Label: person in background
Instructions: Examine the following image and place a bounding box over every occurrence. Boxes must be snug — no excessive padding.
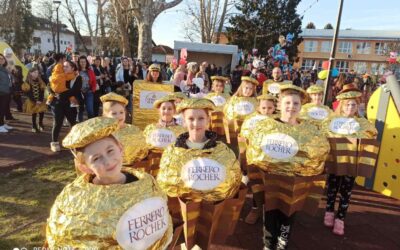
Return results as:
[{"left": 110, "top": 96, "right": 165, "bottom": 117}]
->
[
  {"left": 115, "top": 57, "right": 134, "bottom": 114},
  {"left": 77, "top": 55, "right": 97, "bottom": 120},
  {"left": 138, "top": 61, "right": 148, "bottom": 80},
  {"left": 91, "top": 56, "right": 104, "bottom": 116},
  {"left": 102, "top": 57, "right": 115, "bottom": 92},
  {"left": 166, "top": 61, "right": 176, "bottom": 81},
  {"left": 10, "top": 65, "right": 24, "bottom": 112},
  {"left": 0, "top": 53, "right": 14, "bottom": 133},
  {"left": 22, "top": 67, "right": 47, "bottom": 133},
  {"left": 146, "top": 64, "right": 163, "bottom": 83},
  {"left": 195, "top": 62, "right": 210, "bottom": 91},
  {"left": 172, "top": 63, "right": 186, "bottom": 92},
  {"left": 231, "top": 64, "right": 243, "bottom": 94}
]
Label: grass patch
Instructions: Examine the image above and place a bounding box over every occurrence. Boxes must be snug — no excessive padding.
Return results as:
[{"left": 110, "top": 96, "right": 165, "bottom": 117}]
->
[{"left": 0, "top": 159, "right": 76, "bottom": 249}]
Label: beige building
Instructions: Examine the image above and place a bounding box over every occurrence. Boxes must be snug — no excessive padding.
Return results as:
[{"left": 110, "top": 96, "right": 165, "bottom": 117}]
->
[{"left": 297, "top": 29, "right": 400, "bottom": 75}]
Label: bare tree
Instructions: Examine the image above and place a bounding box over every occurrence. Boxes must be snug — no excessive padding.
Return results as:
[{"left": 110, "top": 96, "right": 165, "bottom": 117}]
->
[
  {"left": 183, "top": 0, "right": 233, "bottom": 43},
  {"left": 120, "top": 0, "right": 183, "bottom": 62},
  {"left": 109, "top": 0, "right": 133, "bottom": 56},
  {"left": 34, "top": 0, "right": 57, "bottom": 51},
  {"left": 64, "top": 0, "right": 90, "bottom": 54}
]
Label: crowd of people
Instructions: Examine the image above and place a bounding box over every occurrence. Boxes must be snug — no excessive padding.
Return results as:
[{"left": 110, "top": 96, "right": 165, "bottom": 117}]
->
[{"left": 1, "top": 50, "right": 382, "bottom": 249}]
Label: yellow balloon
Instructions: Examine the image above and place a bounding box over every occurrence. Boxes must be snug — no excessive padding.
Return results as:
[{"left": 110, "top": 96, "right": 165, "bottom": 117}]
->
[{"left": 318, "top": 70, "right": 328, "bottom": 80}]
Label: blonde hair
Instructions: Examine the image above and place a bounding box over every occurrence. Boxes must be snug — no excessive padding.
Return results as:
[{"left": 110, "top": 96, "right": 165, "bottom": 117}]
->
[
  {"left": 102, "top": 101, "right": 126, "bottom": 114},
  {"left": 335, "top": 98, "right": 360, "bottom": 116},
  {"left": 234, "top": 80, "right": 257, "bottom": 97},
  {"left": 211, "top": 79, "right": 225, "bottom": 93}
]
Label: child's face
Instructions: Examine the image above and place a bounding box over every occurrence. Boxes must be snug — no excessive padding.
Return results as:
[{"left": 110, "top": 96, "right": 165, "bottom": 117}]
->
[
  {"left": 242, "top": 82, "right": 254, "bottom": 97},
  {"left": 81, "top": 137, "right": 123, "bottom": 180},
  {"left": 342, "top": 99, "right": 358, "bottom": 117},
  {"left": 213, "top": 80, "right": 224, "bottom": 93},
  {"left": 183, "top": 109, "right": 209, "bottom": 137},
  {"left": 310, "top": 92, "right": 323, "bottom": 105},
  {"left": 103, "top": 103, "right": 126, "bottom": 128},
  {"left": 30, "top": 70, "right": 39, "bottom": 79},
  {"left": 259, "top": 100, "right": 275, "bottom": 115},
  {"left": 159, "top": 102, "right": 175, "bottom": 122},
  {"left": 280, "top": 94, "right": 301, "bottom": 119}
]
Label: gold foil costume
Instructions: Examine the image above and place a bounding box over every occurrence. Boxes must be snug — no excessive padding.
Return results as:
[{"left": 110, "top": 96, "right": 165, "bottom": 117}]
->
[
  {"left": 300, "top": 103, "right": 332, "bottom": 127},
  {"left": 223, "top": 96, "right": 258, "bottom": 121},
  {"left": 113, "top": 124, "right": 149, "bottom": 166},
  {"left": 157, "top": 142, "right": 241, "bottom": 201},
  {"left": 143, "top": 123, "right": 186, "bottom": 152},
  {"left": 322, "top": 114, "right": 378, "bottom": 177},
  {"left": 46, "top": 169, "right": 173, "bottom": 249}
]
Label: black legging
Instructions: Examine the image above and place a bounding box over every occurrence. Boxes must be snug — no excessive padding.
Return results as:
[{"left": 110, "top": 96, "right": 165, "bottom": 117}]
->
[
  {"left": 326, "top": 174, "right": 356, "bottom": 220},
  {"left": 51, "top": 101, "right": 77, "bottom": 142},
  {"left": 32, "top": 112, "right": 44, "bottom": 128},
  {"left": 264, "top": 209, "right": 296, "bottom": 250}
]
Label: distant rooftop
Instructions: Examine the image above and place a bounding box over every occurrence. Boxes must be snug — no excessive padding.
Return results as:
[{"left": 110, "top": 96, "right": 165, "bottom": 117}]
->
[{"left": 300, "top": 29, "right": 400, "bottom": 41}]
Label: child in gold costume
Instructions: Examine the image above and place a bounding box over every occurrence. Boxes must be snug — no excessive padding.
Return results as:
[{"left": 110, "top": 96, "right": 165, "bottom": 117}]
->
[
  {"left": 300, "top": 84, "right": 332, "bottom": 127},
  {"left": 321, "top": 84, "right": 377, "bottom": 236},
  {"left": 157, "top": 98, "right": 244, "bottom": 249},
  {"left": 46, "top": 117, "right": 173, "bottom": 249},
  {"left": 100, "top": 92, "right": 149, "bottom": 167},
  {"left": 247, "top": 84, "right": 330, "bottom": 249}
]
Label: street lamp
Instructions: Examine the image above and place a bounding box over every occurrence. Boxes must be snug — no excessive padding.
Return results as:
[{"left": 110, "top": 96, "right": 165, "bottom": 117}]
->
[{"left": 53, "top": 0, "right": 61, "bottom": 53}]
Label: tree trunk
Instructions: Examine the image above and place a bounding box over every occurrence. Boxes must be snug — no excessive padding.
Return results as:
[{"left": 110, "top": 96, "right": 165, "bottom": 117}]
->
[
  {"left": 215, "top": 0, "right": 228, "bottom": 44},
  {"left": 137, "top": 19, "right": 153, "bottom": 62}
]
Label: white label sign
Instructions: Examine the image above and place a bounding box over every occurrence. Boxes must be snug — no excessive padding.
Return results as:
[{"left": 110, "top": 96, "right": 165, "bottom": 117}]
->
[
  {"left": 181, "top": 158, "right": 226, "bottom": 191},
  {"left": 148, "top": 129, "right": 176, "bottom": 148},
  {"left": 247, "top": 114, "right": 268, "bottom": 130},
  {"left": 268, "top": 83, "right": 281, "bottom": 94},
  {"left": 210, "top": 95, "right": 226, "bottom": 106},
  {"left": 329, "top": 118, "right": 360, "bottom": 135},
  {"left": 116, "top": 197, "right": 169, "bottom": 250},
  {"left": 308, "top": 107, "right": 329, "bottom": 120},
  {"left": 234, "top": 101, "right": 254, "bottom": 115},
  {"left": 139, "top": 91, "right": 169, "bottom": 109},
  {"left": 262, "top": 133, "right": 299, "bottom": 160}
]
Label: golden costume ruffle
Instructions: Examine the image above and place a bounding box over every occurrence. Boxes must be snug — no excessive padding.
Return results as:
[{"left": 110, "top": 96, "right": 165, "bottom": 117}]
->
[{"left": 23, "top": 99, "right": 47, "bottom": 114}]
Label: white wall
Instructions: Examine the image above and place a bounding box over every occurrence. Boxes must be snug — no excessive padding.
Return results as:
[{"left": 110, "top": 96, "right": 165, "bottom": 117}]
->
[
  {"left": 30, "top": 29, "right": 75, "bottom": 54},
  {"left": 152, "top": 53, "right": 166, "bottom": 63}
]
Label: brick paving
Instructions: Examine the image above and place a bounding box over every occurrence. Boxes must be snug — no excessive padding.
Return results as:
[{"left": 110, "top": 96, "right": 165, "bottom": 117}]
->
[{"left": 1, "top": 109, "right": 400, "bottom": 249}]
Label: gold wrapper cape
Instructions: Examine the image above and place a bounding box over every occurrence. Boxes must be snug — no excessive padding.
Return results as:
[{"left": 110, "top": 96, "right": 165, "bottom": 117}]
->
[
  {"left": 143, "top": 123, "right": 186, "bottom": 152},
  {"left": 113, "top": 124, "right": 149, "bottom": 166},
  {"left": 46, "top": 169, "right": 173, "bottom": 249},
  {"left": 322, "top": 114, "right": 379, "bottom": 177},
  {"left": 300, "top": 103, "right": 332, "bottom": 125},
  {"left": 157, "top": 142, "right": 242, "bottom": 201},
  {"left": 223, "top": 96, "right": 258, "bottom": 121},
  {"left": 246, "top": 118, "right": 330, "bottom": 176}
]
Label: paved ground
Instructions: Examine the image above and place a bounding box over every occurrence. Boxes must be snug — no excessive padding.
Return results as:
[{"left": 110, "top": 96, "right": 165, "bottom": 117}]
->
[{"left": 1, "top": 109, "right": 400, "bottom": 249}]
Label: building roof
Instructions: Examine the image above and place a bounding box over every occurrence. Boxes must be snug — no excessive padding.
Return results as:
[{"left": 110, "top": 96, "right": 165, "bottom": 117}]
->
[
  {"left": 152, "top": 45, "right": 173, "bottom": 55},
  {"left": 300, "top": 29, "right": 400, "bottom": 41},
  {"left": 174, "top": 41, "right": 238, "bottom": 54}
]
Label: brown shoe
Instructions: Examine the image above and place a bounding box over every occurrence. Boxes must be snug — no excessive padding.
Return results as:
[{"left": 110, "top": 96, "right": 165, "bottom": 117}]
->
[{"left": 245, "top": 207, "right": 261, "bottom": 224}]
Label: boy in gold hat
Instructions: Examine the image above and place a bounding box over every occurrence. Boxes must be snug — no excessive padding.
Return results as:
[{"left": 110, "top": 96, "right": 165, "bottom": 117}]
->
[
  {"left": 247, "top": 84, "right": 330, "bottom": 249},
  {"left": 46, "top": 117, "right": 173, "bottom": 249},
  {"left": 100, "top": 92, "right": 149, "bottom": 166}
]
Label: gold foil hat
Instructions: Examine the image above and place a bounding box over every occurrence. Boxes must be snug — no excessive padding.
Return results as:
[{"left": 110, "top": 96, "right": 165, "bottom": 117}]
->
[
  {"left": 100, "top": 92, "right": 129, "bottom": 106},
  {"left": 211, "top": 76, "right": 229, "bottom": 82},
  {"left": 306, "top": 85, "right": 324, "bottom": 94},
  {"left": 153, "top": 94, "right": 178, "bottom": 108},
  {"left": 149, "top": 63, "right": 161, "bottom": 71},
  {"left": 62, "top": 117, "right": 119, "bottom": 149},
  {"left": 257, "top": 93, "right": 277, "bottom": 101},
  {"left": 176, "top": 98, "right": 216, "bottom": 113},
  {"left": 241, "top": 76, "right": 259, "bottom": 86},
  {"left": 279, "top": 84, "right": 307, "bottom": 103},
  {"left": 336, "top": 91, "right": 362, "bottom": 100}
]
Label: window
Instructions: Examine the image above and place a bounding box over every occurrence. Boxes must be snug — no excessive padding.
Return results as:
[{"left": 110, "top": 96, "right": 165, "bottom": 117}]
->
[
  {"left": 371, "top": 63, "right": 386, "bottom": 75},
  {"left": 304, "top": 41, "right": 318, "bottom": 52},
  {"left": 336, "top": 61, "right": 349, "bottom": 72},
  {"left": 338, "top": 41, "right": 352, "bottom": 53},
  {"left": 353, "top": 62, "right": 367, "bottom": 74},
  {"left": 375, "top": 42, "right": 388, "bottom": 55},
  {"left": 301, "top": 59, "right": 315, "bottom": 70},
  {"left": 356, "top": 42, "right": 371, "bottom": 54},
  {"left": 68, "top": 41, "right": 70, "bottom": 44},
  {"left": 48, "top": 38, "right": 51, "bottom": 43},
  {"left": 321, "top": 41, "right": 332, "bottom": 52}
]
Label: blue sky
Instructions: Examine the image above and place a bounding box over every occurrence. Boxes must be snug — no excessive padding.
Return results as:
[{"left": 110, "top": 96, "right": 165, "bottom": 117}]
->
[{"left": 152, "top": 0, "right": 400, "bottom": 47}]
